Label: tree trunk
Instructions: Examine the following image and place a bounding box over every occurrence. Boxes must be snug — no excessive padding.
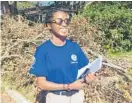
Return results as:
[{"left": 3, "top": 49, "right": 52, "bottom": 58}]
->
[
  {"left": 10, "top": 1, "right": 18, "bottom": 15},
  {"left": 1, "top": 1, "right": 11, "bottom": 15}
]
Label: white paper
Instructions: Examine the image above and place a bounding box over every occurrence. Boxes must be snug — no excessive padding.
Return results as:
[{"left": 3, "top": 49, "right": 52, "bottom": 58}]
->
[{"left": 77, "top": 57, "right": 102, "bottom": 79}]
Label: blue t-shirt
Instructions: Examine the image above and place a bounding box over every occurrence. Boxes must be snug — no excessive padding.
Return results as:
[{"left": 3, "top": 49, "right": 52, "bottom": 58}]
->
[{"left": 29, "top": 39, "right": 89, "bottom": 84}]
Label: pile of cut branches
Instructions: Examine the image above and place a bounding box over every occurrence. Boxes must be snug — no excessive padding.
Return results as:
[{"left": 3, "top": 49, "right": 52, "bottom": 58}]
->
[{"left": 1, "top": 15, "right": 132, "bottom": 103}]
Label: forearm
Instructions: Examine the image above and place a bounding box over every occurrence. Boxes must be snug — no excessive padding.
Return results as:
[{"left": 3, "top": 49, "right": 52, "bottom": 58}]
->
[
  {"left": 37, "top": 77, "right": 68, "bottom": 91},
  {"left": 38, "top": 80, "right": 66, "bottom": 91},
  {"left": 37, "top": 77, "right": 84, "bottom": 91}
]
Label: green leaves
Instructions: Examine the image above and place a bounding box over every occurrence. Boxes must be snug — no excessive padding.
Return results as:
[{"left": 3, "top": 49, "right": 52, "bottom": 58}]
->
[{"left": 81, "top": 1, "right": 132, "bottom": 52}]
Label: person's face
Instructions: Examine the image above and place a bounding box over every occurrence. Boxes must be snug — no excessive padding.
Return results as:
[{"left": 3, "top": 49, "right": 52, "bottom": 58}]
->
[{"left": 48, "top": 11, "right": 70, "bottom": 38}]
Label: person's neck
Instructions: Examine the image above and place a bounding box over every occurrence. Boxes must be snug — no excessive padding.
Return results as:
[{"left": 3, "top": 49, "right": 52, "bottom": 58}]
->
[{"left": 50, "top": 35, "right": 66, "bottom": 46}]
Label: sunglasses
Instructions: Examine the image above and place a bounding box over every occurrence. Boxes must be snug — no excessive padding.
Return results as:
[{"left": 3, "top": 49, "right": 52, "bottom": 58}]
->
[{"left": 50, "top": 18, "right": 70, "bottom": 25}]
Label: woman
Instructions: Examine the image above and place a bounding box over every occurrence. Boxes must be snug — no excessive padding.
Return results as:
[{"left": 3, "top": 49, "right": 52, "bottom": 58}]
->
[{"left": 29, "top": 7, "right": 95, "bottom": 103}]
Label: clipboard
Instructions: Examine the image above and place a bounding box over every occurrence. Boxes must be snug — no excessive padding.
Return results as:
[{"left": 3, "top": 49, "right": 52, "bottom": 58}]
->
[{"left": 77, "top": 57, "right": 102, "bottom": 79}]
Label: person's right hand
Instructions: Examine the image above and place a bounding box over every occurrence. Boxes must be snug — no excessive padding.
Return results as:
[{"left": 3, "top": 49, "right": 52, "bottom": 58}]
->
[{"left": 70, "top": 79, "right": 85, "bottom": 90}]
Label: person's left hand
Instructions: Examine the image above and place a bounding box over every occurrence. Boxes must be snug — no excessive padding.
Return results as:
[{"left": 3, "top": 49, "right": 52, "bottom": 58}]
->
[{"left": 84, "top": 73, "right": 96, "bottom": 83}]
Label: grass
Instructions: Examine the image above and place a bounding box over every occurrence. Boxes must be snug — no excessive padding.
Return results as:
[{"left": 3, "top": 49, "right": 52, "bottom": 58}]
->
[
  {"left": 107, "top": 51, "right": 132, "bottom": 62},
  {"left": 107, "top": 51, "right": 132, "bottom": 81}
]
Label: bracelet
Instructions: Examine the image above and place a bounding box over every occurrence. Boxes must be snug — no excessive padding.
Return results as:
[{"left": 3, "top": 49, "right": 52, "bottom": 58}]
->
[
  {"left": 63, "top": 84, "right": 71, "bottom": 91},
  {"left": 67, "top": 84, "right": 71, "bottom": 91}
]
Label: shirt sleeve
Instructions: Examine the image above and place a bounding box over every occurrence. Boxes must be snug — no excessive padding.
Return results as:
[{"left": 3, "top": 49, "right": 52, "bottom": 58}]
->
[
  {"left": 77, "top": 45, "right": 89, "bottom": 70},
  {"left": 29, "top": 46, "right": 48, "bottom": 77}
]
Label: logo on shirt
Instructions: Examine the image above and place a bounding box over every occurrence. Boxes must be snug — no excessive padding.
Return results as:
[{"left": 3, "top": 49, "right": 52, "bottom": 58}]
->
[{"left": 71, "top": 54, "right": 78, "bottom": 64}]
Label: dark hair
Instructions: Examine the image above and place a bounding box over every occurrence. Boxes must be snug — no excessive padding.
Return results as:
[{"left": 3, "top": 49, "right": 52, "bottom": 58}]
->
[{"left": 45, "top": 7, "right": 72, "bottom": 26}]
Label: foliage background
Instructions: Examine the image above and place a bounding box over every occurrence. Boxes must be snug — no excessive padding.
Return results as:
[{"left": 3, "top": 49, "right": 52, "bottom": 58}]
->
[{"left": 81, "top": 1, "right": 132, "bottom": 52}]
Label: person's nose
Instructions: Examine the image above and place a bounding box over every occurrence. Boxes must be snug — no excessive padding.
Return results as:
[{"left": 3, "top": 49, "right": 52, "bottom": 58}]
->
[{"left": 61, "top": 21, "right": 67, "bottom": 27}]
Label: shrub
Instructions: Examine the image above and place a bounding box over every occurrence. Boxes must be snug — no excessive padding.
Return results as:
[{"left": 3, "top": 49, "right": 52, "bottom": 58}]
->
[{"left": 82, "top": 1, "right": 132, "bottom": 52}]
